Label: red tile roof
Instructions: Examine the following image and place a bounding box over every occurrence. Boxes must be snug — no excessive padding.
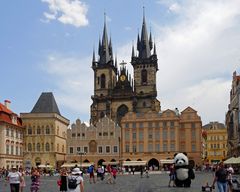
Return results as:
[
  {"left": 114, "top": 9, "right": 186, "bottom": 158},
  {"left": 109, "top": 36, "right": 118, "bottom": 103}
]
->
[{"left": 0, "top": 103, "right": 23, "bottom": 127}]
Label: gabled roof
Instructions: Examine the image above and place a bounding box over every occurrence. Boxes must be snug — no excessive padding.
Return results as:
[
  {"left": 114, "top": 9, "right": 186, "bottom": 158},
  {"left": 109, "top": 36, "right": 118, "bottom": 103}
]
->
[
  {"left": 0, "top": 103, "right": 22, "bottom": 127},
  {"left": 31, "top": 92, "right": 61, "bottom": 115},
  {"left": 181, "top": 106, "right": 197, "bottom": 113}
]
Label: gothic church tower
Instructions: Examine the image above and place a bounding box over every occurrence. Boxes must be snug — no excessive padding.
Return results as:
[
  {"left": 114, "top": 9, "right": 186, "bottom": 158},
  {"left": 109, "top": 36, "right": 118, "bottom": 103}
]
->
[{"left": 90, "top": 12, "right": 160, "bottom": 126}]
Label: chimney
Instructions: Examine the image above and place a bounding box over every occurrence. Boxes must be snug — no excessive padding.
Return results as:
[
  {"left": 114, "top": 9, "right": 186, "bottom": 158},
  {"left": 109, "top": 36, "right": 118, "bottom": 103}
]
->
[{"left": 4, "top": 100, "right": 11, "bottom": 109}]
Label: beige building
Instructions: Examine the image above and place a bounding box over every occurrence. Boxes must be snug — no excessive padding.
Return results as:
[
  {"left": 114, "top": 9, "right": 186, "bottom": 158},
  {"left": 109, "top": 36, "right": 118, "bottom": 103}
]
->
[
  {"left": 20, "top": 92, "right": 69, "bottom": 168},
  {"left": 202, "top": 122, "right": 228, "bottom": 164},
  {"left": 120, "top": 107, "right": 202, "bottom": 169},
  {"left": 0, "top": 100, "right": 24, "bottom": 169},
  {"left": 66, "top": 116, "right": 120, "bottom": 166}
]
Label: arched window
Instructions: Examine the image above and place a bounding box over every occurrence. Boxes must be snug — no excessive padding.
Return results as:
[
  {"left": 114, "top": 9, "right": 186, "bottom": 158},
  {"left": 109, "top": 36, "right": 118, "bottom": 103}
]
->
[
  {"left": 100, "top": 74, "right": 106, "bottom": 88},
  {"left": 46, "top": 126, "right": 50, "bottom": 134},
  {"left": 28, "top": 143, "right": 32, "bottom": 151},
  {"left": 141, "top": 69, "right": 147, "bottom": 84},
  {"left": 37, "top": 143, "right": 41, "bottom": 152},
  {"left": 45, "top": 143, "right": 50, "bottom": 152}
]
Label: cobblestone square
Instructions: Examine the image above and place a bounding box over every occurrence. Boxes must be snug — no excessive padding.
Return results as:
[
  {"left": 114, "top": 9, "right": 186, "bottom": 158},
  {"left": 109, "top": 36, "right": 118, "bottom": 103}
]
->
[{"left": 0, "top": 171, "right": 215, "bottom": 192}]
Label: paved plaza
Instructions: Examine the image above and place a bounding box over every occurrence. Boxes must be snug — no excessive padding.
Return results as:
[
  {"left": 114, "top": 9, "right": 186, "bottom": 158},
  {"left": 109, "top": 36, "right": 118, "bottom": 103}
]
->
[{"left": 0, "top": 171, "right": 215, "bottom": 192}]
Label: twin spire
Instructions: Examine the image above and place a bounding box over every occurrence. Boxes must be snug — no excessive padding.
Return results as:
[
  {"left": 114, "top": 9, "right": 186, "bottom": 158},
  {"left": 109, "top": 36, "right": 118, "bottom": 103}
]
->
[{"left": 93, "top": 9, "right": 157, "bottom": 67}]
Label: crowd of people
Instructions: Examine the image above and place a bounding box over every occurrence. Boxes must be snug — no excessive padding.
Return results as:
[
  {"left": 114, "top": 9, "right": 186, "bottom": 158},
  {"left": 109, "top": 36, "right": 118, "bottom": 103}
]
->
[{"left": 0, "top": 162, "right": 239, "bottom": 192}]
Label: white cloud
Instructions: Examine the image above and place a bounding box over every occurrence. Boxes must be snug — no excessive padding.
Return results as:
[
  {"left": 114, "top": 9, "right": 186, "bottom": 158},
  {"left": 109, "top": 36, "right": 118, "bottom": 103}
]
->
[
  {"left": 41, "top": 0, "right": 88, "bottom": 27},
  {"left": 155, "top": 0, "right": 240, "bottom": 124},
  {"left": 41, "top": 54, "right": 92, "bottom": 121}
]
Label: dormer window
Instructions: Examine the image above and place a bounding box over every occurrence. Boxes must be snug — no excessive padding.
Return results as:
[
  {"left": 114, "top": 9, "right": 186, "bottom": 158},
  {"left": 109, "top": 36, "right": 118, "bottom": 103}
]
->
[{"left": 11, "top": 115, "right": 17, "bottom": 125}]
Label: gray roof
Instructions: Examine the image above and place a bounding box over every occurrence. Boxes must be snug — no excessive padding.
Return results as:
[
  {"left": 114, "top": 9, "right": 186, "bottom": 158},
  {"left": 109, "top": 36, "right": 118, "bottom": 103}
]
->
[{"left": 31, "top": 92, "right": 61, "bottom": 115}]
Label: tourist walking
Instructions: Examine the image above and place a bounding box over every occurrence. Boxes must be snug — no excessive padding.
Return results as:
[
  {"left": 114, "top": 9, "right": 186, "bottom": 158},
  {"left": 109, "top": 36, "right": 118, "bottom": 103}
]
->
[
  {"left": 212, "top": 162, "right": 228, "bottom": 192},
  {"left": 30, "top": 168, "right": 40, "bottom": 192},
  {"left": 7, "top": 166, "right": 21, "bottom": 192},
  {"left": 168, "top": 164, "right": 176, "bottom": 187},
  {"left": 59, "top": 168, "right": 68, "bottom": 192},
  {"left": 112, "top": 167, "right": 117, "bottom": 184},
  {"left": 87, "top": 164, "right": 95, "bottom": 184},
  {"left": 68, "top": 167, "right": 84, "bottom": 192},
  {"left": 106, "top": 164, "right": 113, "bottom": 184},
  {"left": 19, "top": 167, "right": 26, "bottom": 192}
]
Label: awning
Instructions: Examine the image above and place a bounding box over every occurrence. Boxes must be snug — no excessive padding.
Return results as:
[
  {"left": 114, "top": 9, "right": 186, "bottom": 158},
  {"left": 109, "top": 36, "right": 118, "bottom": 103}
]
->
[
  {"left": 102, "top": 161, "right": 119, "bottom": 166},
  {"left": 122, "top": 161, "right": 147, "bottom": 166},
  {"left": 224, "top": 157, "right": 240, "bottom": 164},
  {"left": 159, "top": 159, "right": 174, "bottom": 164},
  {"left": 38, "top": 164, "right": 53, "bottom": 168},
  {"left": 61, "top": 163, "right": 94, "bottom": 168}
]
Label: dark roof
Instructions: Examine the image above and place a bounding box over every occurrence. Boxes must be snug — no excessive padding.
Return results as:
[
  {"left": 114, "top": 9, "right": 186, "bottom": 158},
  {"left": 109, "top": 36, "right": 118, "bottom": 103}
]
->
[{"left": 31, "top": 92, "right": 61, "bottom": 115}]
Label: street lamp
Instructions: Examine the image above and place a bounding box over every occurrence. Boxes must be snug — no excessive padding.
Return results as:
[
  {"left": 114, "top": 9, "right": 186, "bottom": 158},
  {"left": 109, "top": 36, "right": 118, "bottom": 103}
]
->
[{"left": 78, "top": 151, "right": 86, "bottom": 170}]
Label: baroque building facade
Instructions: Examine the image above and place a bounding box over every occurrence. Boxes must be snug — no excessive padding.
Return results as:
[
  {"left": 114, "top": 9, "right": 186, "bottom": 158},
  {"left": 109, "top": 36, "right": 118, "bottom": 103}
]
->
[
  {"left": 226, "top": 71, "right": 240, "bottom": 157},
  {"left": 66, "top": 116, "right": 120, "bottom": 165},
  {"left": 90, "top": 13, "right": 160, "bottom": 126},
  {"left": 120, "top": 107, "right": 202, "bottom": 168},
  {"left": 202, "top": 122, "right": 227, "bottom": 164},
  {"left": 0, "top": 100, "right": 24, "bottom": 169},
  {"left": 20, "top": 92, "right": 69, "bottom": 168}
]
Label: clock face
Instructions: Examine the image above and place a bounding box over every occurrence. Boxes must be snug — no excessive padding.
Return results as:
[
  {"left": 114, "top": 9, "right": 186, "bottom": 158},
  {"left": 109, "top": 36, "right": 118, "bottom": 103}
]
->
[{"left": 120, "top": 75, "right": 126, "bottom": 81}]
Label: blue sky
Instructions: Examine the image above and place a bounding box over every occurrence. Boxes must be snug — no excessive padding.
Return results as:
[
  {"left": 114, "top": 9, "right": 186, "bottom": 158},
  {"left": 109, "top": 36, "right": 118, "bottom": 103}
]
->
[{"left": 1, "top": 0, "right": 240, "bottom": 125}]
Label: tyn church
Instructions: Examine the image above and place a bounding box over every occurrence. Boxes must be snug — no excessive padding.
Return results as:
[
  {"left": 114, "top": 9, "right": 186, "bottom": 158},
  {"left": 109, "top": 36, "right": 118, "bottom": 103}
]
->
[{"left": 90, "top": 13, "right": 160, "bottom": 125}]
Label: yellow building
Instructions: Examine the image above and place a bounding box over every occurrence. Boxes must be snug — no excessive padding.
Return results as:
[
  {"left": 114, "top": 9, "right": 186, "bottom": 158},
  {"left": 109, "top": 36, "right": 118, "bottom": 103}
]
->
[
  {"left": 202, "top": 122, "right": 227, "bottom": 164},
  {"left": 120, "top": 107, "right": 202, "bottom": 169},
  {"left": 0, "top": 100, "right": 24, "bottom": 169},
  {"left": 20, "top": 92, "right": 69, "bottom": 168}
]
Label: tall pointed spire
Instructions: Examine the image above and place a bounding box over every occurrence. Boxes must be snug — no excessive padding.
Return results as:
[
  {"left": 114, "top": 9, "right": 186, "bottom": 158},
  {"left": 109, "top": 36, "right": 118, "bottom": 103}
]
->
[
  {"left": 149, "top": 29, "right": 153, "bottom": 50},
  {"left": 92, "top": 48, "right": 96, "bottom": 63},
  {"left": 153, "top": 42, "right": 157, "bottom": 55},
  {"left": 131, "top": 42, "right": 135, "bottom": 58},
  {"left": 138, "top": 6, "right": 151, "bottom": 58},
  {"left": 98, "top": 12, "right": 111, "bottom": 65}
]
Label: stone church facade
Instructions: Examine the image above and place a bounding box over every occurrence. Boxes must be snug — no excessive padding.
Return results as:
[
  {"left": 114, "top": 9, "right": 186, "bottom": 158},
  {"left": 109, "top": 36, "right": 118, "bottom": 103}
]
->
[{"left": 90, "top": 14, "right": 160, "bottom": 126}]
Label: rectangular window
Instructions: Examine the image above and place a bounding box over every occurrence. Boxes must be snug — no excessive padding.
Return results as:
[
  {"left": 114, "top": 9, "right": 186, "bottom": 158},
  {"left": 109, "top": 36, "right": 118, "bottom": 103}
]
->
[
  {"left": 72, "top": 133, "right": 76, "bottom": 137},
  {"left": 11, "top": 130, "right": 14, "bottom": 137},
  {"left": 139, "top": 131, "right": 143, "bottom": 141},
  {"left": 148, "top": 122, "right": 152, "bottom": 128},
  {"left": 6, "top": 128, "right": 9, "bottom": 136},
  {"left": 20, "top": 147, "right": 22, "bottom": 155},
  {"left": 16, "top": 146, "right": 18, "bottom": 155},
  {"left": 156, "top": 122, "right": 160, "bottom": 128},
  {"left": 11, "top": 146, "right": 14, "bottom": 155},
  {"left": 113, "top": 146, "right": 118, "bottom": 153},
  {"left": 125, "top": 123, "right": 129, "bottom": 128},
  {"left": 77, "top": 133, "right": 81, "bottom": 137},
  {"left": 139, "top": 123, "right": 143, "bottom": 128},
  {"left": 191, "top": 123, "right": 195, "bottom": 129},
  {"left": 192, "top": 130, "right": 196, "bottom": 139},
  {"left": 106, "top": 146, "right": 110, "bottom": 153},
  {"left": 139, "top": 144, "right": 143, "bottom": 152},
  {"left": 132, "top": 123, "right": 136, "bottom": 128},
  {"left": 155, "top": 131, "right": 160, "bottom": 140},
  {"left": 163, "top": 130, "right": 168, "bottom": 140},
  {"left": 103, "top": 132, "right": 108, "bottom": 136},
  {"left": 132, "top": 132, "right": 136, "bottom": 140},
  {"left": 98, "top": 146, "right": 103, "bottom": 153},
  {"left": 155, "top": 144, "right": 160, "bottom": 152},
  {"left": 69, "top": 147, "right": 73, "bottom": 154},
  {"left": 99, "top": 132, "right": 102, "bottom": 136},
  {"left": 6, "top": 145, "right": 9, "bottom": 154},
  {"left": 170, "top": 143, "right": 175, "bottom": 151},
  {"left": 148, "top": 131, "right": 153, "bottom": 140},
  {"left": 148, "top": 144, "right": 153, "bottom": 152},
  {"left": 170, "top": 130, "right": 175, "bottom": 140},
  {"left": 133, "top": 145, "right": 137, "bottom": 153},
  {"left": 192, "top": 144, "right": 196, "bottom": 152},
  {"left": 28, "top": 128, "right": 32, "bottom": 135},
  {"left": 163, "top": 121, "right": 167, "bottom": 128},
  {"left": 125, "top": 131, "right": 129, "bottom": 141},
  {"left": 163, "top": 143, "right": 167, "bottom": 151},
  {"left": 125, "top": 145, "right": 129, "bottom": 152},
  {"left": 84, "top": 146, "right": 88, "bottom": 153},
  {"left": 77, "top": 147, "right": 81, "bottom": 152}
]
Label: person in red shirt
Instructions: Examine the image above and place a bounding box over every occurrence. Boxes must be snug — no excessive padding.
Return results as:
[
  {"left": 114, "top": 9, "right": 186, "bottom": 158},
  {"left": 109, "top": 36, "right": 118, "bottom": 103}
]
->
[{"left": 111, "top": 167, "right": 117, "bottom": 184}]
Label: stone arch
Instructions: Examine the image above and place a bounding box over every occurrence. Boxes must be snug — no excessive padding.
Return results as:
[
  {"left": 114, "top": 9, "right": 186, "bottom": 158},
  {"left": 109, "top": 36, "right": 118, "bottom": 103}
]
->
[
  {"left": 126, "top": 158, "right": 131, "bottom": 161},
  {"left": 148, "top": 158, "right": 159, "bottom": 170},
  {"left": 98, "top": 159, "right": 105, "bottom": 166},
  {"left": 35, "top": 157, "right": 41, "bottom": 166},
  {"left": 137, "top": 159, "right": 142, "bottom": 161},
  {"left": 111, "top": 159, "right": 116, "bottom": 162},
  {"left": 116, "top": 104, "right": 128, "bottom": 124},
  {"left": 89, "top": 140, "right": 97, "bottom": 153},
  {"left": 83, "top": 159, "right": 90, "bottom": 163}
]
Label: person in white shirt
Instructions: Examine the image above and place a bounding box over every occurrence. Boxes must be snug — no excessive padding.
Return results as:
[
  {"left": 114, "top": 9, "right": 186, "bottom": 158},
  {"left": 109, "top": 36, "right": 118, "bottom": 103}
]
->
[
  {"left": 68, "top": 167, "right": 84, "bottom": 192},
  {"left": 7, "top": 167, "right": 21, "bottom": 192}
]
